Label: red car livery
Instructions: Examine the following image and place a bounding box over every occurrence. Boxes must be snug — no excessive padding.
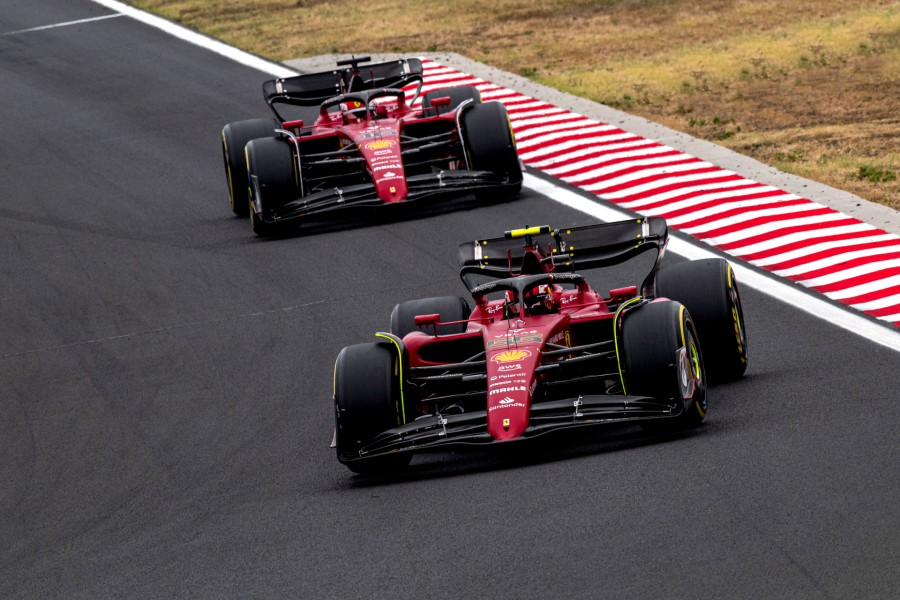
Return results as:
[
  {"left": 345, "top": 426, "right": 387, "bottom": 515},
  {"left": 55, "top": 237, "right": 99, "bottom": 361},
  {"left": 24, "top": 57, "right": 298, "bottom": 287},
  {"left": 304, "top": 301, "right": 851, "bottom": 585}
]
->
[
  {"left": 332, "top": 218, "right": 749, "bottom": 474},
  {"left": 221, "top": 56, "right": 522, "bottom": 235}
]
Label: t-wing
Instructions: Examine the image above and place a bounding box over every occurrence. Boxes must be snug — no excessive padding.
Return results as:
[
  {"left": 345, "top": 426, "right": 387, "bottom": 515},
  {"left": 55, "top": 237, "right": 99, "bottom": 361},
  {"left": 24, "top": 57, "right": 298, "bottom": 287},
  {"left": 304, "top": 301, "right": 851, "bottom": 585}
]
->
[{"left": 457, "top": 217, "right": 669, "bottom": 296}]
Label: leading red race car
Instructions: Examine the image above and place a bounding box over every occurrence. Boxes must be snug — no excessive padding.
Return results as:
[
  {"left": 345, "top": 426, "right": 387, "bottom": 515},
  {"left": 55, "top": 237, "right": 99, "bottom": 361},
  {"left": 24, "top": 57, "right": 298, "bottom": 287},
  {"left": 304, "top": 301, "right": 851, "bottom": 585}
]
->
[
  {"left": 332, "top": 217, "right": 748, "bottom": 474},
  {"left": 221, "top": 56, "right": 522, "bottom": 235}
]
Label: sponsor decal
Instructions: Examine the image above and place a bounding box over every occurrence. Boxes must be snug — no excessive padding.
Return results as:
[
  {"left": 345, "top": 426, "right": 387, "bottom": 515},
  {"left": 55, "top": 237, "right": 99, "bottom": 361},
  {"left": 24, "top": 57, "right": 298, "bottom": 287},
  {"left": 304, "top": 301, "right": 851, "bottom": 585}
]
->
[
  {"left": 498, "top": 373, "right": 525, "bottom": 381},
  {"left": 374, "top": 149, "right": 393, "bottom": 155},
  {"left": 486, "top": 333, "right": 542, "bottom": 350},
  {"left": 356, "top": 129, "right": 398, "bottom": 140},
  {"left": 550, "top": 272, "right": 580, "bottom": 281},
  {"left": 490, "top": 401, "right": 527, "bottom": 413},
  {"left": 488, "top": 385, "right": 527, "bottom": 396},
  {"left": 497, "top": 363, "right": 523, "bottom": 372},
  {"left": 499, "top": 397, "right": 515, "bottom": 405},
  {"left": 373, "top": 163, "right": 402, "bottom": 172},
  {"left": 494, "top": 328, "right": 540, "bottom": 337},
  {"left": 365, "top": 139, "right": 396, "bottom": 150},
  {"left": 490, "top": 349, "right": 532, "bottom": 364},
  {"left": 489, "top": 375, "right": 527, "bottom": 384},
  {"left": 548, "top": 330, "right": 568, "bottom": 345}
]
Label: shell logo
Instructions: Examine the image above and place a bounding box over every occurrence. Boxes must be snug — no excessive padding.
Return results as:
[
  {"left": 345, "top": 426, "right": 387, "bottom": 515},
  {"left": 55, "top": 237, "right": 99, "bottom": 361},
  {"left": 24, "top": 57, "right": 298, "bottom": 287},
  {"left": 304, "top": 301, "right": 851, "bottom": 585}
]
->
[
  {"left": 491, "top": 349, "right": 532, "bottom": 364},
  {"left": 365, "top": 140, "right": 395, "bottom": 150}
]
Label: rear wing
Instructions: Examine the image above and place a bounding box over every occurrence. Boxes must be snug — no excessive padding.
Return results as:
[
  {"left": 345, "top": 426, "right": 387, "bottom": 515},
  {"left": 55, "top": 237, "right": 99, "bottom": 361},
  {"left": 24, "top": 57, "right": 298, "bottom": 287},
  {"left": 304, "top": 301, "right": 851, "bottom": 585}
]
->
[
  {"left": 457, "top": 217, "right": 669, "bottom": 292},
  {"left": 262, "top": 57, "right": 424, "bottom": 121}
]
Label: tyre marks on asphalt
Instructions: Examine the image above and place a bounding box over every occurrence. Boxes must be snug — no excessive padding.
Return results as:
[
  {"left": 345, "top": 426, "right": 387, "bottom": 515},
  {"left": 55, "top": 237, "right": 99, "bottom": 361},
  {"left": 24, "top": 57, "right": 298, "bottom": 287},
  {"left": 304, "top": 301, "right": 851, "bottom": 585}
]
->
[{"left": 409, "top": 60, "right": 900, "bottom": 327}]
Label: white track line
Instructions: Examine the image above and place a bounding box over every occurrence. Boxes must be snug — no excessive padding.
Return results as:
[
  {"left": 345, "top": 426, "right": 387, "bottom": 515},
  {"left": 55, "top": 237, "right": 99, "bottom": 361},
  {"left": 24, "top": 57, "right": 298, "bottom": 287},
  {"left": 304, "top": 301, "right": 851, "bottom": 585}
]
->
[
  {"left": 2, "top": 14, "right": 123, "bottom": 36},
  {"left": 89, "top": 0, "right": 295, "bottom": 78},
  {"left": 88, "top": 0, "right": 900, "bottom": 352}
]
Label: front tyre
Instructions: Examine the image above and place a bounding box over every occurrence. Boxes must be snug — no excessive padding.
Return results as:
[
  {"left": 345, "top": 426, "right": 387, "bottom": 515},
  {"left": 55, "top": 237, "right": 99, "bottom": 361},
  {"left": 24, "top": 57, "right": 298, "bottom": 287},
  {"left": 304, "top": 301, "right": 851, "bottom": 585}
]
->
[
  {"left": 390, "top": 296, "right": 472, "bottom": 339},
  {"left": 622, "top": 301, "right": 708, "bottom": 430},
  {"left": 460, "top": 102, "right": 522, "bottom": 200},
  {"left": 245, "top": 136, "right": 297, "bottom": 237},
  {"left": 655, "top": 258, "right": 748, "bottom": 383},
  {"left": 334, "top": 342, "right": 411, "bottom": 474},
  {"left": 222, "top": 118, "right": 278, "bottom": 217}
]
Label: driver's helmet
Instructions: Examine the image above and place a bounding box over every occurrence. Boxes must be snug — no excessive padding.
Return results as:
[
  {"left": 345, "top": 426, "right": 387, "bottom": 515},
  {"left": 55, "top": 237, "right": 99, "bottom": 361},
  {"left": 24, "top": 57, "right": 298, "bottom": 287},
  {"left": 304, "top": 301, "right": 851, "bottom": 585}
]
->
[
  {"left": 340, "top": 100, "right": 367, "bottom": 123},
  {"left": 524, "top": 284, "right": 559, "bottom": 315}
]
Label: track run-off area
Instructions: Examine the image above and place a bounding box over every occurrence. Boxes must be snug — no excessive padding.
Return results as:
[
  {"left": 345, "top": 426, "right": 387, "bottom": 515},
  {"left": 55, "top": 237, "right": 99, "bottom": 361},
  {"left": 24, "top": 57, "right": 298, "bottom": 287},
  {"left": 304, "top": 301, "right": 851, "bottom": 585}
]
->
[
  {"left": 413, "top": 61, "right": 900, "bottom": 328},
  {"left": 1, "top": 1, "right": 898, "bottom": 598}
]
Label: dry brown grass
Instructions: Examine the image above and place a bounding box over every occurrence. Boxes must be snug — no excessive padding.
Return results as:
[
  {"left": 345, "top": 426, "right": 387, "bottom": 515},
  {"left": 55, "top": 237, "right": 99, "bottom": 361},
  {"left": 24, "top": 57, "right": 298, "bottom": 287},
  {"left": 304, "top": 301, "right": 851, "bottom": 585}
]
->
[{"left": 129, "top": 0, "right": 900, "bottom": 209}]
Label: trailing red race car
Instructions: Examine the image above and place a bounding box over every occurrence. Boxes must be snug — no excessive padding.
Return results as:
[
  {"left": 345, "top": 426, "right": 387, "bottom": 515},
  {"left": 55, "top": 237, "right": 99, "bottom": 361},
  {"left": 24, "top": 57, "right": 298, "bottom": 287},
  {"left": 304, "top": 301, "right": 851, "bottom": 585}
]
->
[
  {"left": 221, "top": 56, "right": 522, "bottom": 235},
  {"left": 332, "top": 217, "right": 748, "bottom": 474}
]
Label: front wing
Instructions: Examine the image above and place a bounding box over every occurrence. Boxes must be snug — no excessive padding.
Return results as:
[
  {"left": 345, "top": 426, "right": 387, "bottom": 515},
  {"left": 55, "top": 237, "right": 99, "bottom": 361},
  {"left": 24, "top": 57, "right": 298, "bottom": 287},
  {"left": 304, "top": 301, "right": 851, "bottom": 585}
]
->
[
  {"left": 337, "top": 393, "right": 683, "bottom": 465},
  {"left": 260, "top": 170, "right": 515, "bottom": 225}
]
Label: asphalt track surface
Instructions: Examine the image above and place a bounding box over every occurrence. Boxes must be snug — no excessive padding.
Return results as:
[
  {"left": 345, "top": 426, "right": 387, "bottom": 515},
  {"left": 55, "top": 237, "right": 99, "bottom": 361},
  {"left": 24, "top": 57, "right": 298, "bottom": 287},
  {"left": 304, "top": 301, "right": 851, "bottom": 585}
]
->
[{"left": 1, "top": 2, "right": 898, "bottom": 598}]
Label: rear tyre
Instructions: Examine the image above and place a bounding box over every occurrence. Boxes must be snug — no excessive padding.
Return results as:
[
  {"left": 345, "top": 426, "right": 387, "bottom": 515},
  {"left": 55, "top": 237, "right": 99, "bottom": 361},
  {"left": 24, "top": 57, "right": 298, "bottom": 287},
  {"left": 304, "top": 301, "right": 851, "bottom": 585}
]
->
[
  {"left": 460, "top": 102, "right": 522, "bottom": 200},
  {"left": 245, "top": 136, "right": 298, "bottom": 237},
  {"left": 334, "top": 342, "right": 411, "bottom": 474},
  {"left": 622, "top": 301, "right": 708, "bottom": 431},
  {"left": 422, "top": 86, "right": 481, "bottom": 115},
  {"left": 222, "top": 118, "right": 278, "bottom": 217},
  {"left": 655, "top": 258, "right": 748, "bottom": 383},
  {"left": 390, "top": 296, "right": 472, "bottom": 338}
]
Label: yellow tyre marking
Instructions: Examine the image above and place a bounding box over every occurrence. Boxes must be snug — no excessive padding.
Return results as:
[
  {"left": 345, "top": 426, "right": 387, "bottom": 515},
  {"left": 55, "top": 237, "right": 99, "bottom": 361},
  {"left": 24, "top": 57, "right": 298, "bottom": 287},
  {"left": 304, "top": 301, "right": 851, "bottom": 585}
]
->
[
  {"left": 612, "top": 296, "right": 643, "bottom": 396},
  {"left": 727, "top": 265, "right": 746, "bottom": 359},
  {"left": 375, "top": 333, "right": 407, "bottom": 425}
]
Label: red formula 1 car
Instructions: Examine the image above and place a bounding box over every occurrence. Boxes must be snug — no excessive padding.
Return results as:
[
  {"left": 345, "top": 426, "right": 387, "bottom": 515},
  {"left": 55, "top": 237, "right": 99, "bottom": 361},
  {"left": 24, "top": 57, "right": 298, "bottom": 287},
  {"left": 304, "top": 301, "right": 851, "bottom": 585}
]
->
[
  {"left": 221, "top": 56, "right": 522, "bottom": 235},
  {"left": 332, "top": 217, "right": 748, "bottom": 474}
]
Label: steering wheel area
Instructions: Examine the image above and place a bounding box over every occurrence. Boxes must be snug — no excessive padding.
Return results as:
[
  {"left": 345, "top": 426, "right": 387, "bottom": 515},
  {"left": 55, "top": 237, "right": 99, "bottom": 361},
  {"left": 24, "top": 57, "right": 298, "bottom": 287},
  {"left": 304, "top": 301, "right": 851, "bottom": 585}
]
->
[
  {"left": 472, "top": 273, "right": 588, "bottom": 318},
  {"left": 319, "top": 88, "right": 408, "bottom": 124}
]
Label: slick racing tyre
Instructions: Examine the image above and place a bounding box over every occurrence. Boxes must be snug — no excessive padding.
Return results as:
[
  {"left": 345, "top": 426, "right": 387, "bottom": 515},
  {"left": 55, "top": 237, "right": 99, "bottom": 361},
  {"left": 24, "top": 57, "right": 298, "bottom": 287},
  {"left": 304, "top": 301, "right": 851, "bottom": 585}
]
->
[
  {"left": 422, "top": 85, "right": 481, "bottom": 115},
  {"left": 655, "top": 258, "right": 748, "bottom": 383},
  {"left": 334, "top": 342, "right": 411, "bottom": 474},
  {"left": 221, "top": 118, "right": 278, "bottom": 217},
  {"left": 622, "top": 301, "right": 708, "bottom": 430},
  {"left": 390, "top": 296, "right": 472, "bottom": 338},
  {"left": 245, "top": 136, "right": 297, "bottom": 237},
  {"left": 461, "top": 102, "right": 523, "bottom": 200}
]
